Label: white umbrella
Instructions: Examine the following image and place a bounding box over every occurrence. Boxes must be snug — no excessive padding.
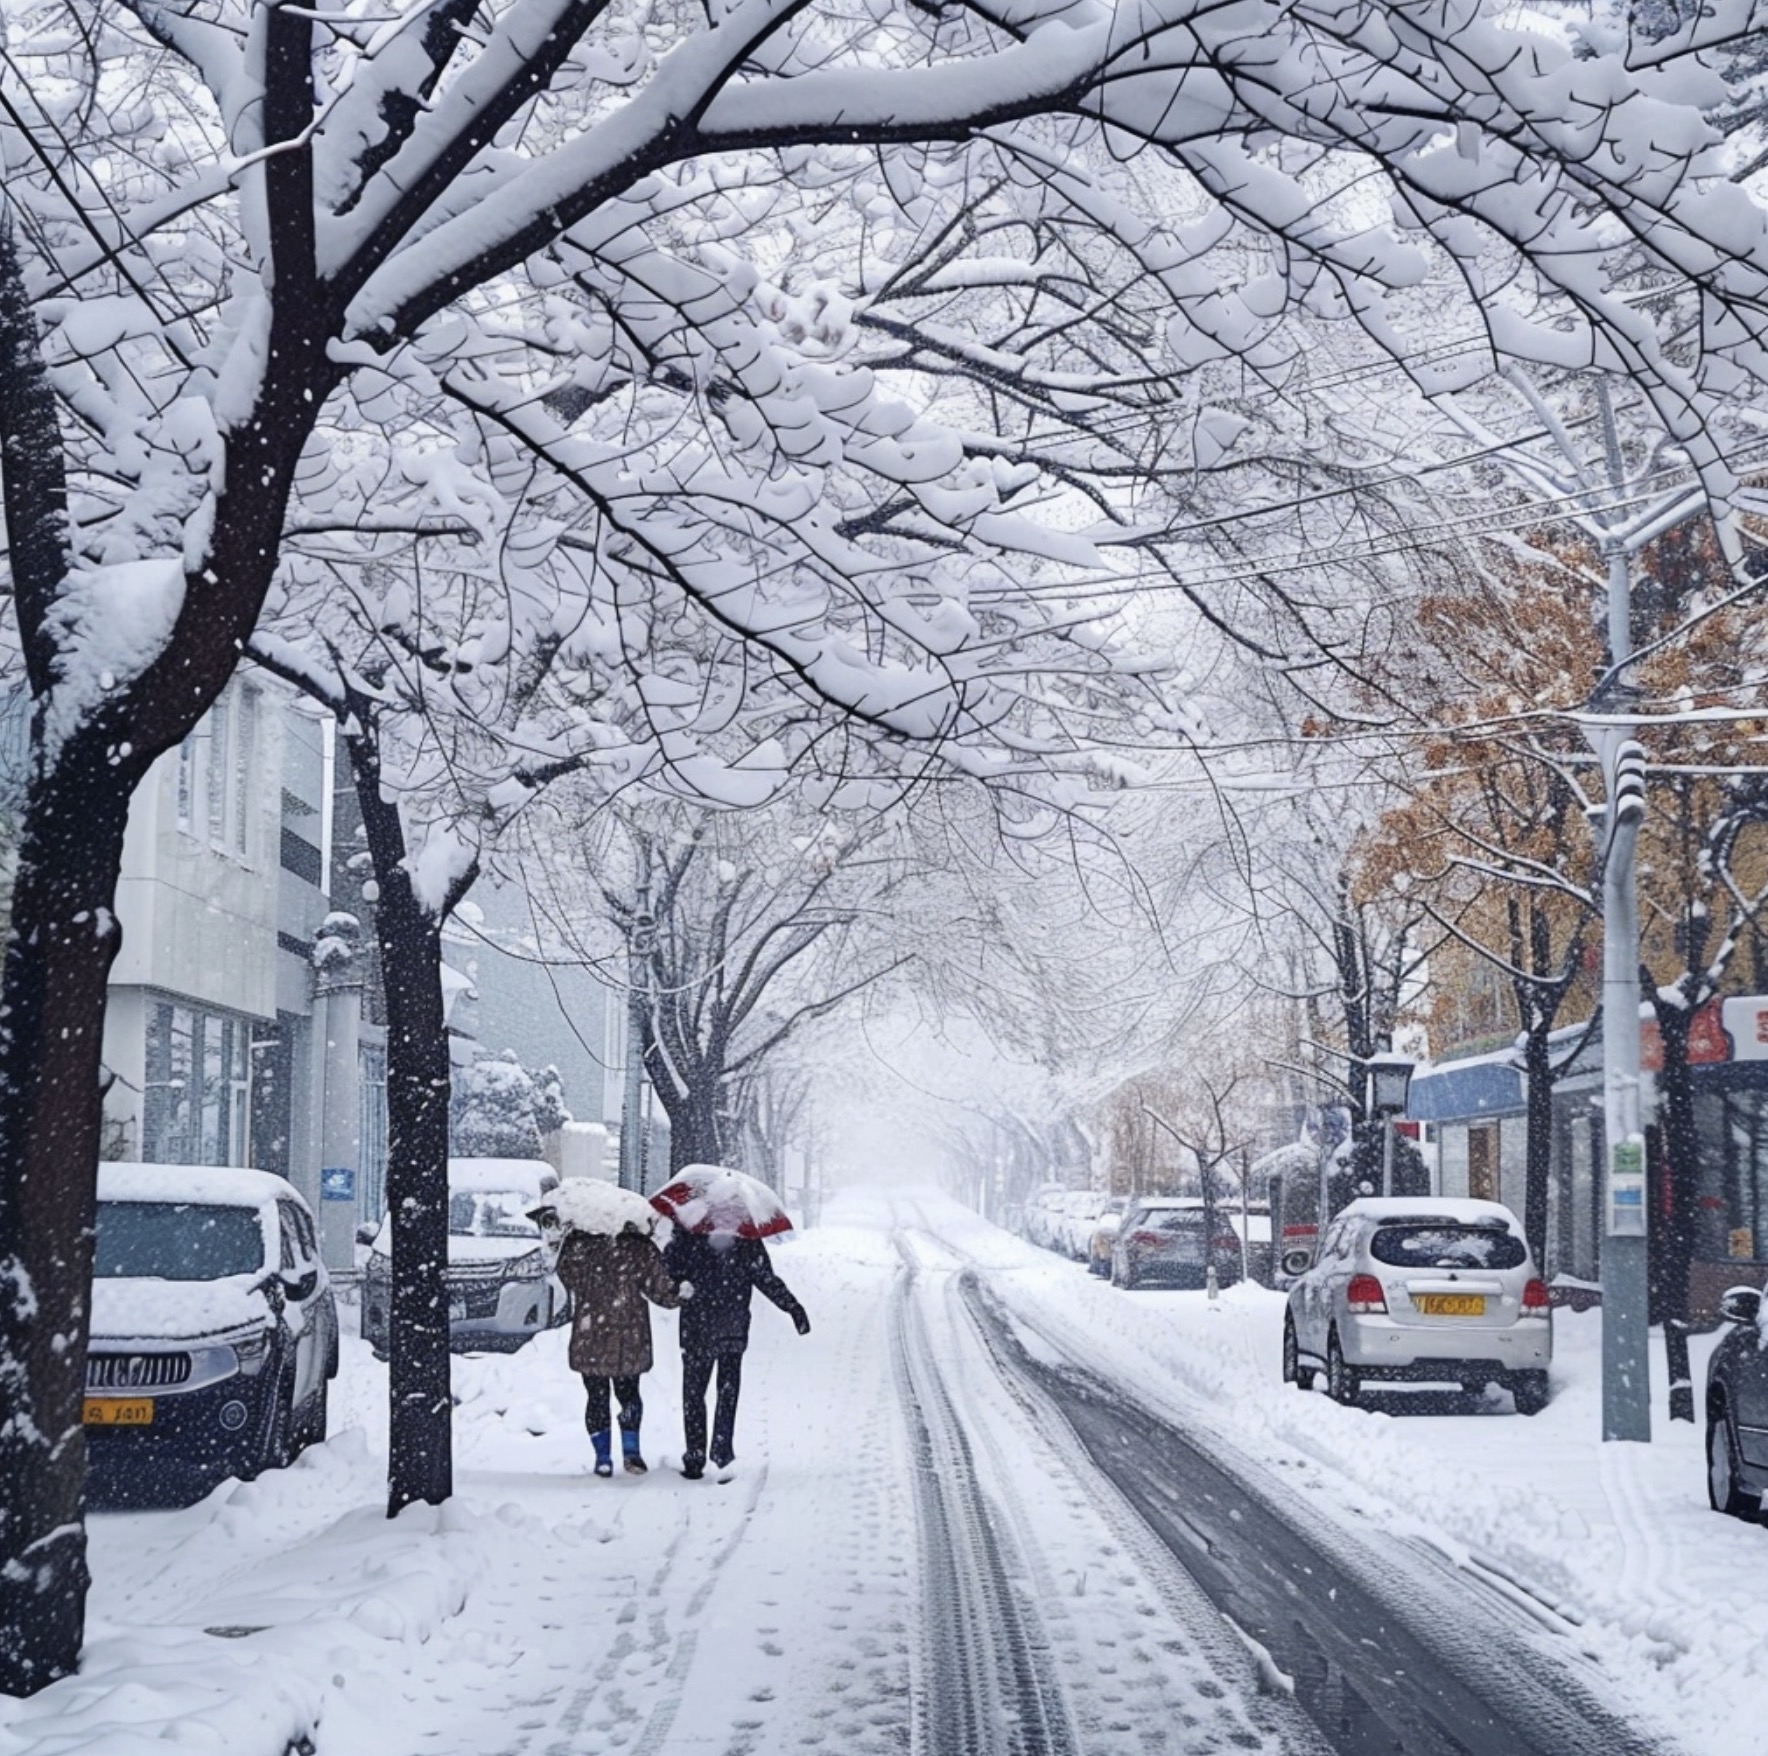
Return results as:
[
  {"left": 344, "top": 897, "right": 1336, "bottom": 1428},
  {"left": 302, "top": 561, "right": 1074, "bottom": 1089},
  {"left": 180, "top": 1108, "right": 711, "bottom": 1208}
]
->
[{"left": 529, "top": 1179, "right": 666, "bottom": 1239}]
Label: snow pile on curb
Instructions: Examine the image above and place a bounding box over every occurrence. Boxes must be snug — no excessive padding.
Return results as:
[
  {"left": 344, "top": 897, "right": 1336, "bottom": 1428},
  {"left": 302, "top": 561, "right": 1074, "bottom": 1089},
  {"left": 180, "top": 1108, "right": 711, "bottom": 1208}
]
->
[{"left": 0, "top": 1434, "right": 490, "bottom": 1756}]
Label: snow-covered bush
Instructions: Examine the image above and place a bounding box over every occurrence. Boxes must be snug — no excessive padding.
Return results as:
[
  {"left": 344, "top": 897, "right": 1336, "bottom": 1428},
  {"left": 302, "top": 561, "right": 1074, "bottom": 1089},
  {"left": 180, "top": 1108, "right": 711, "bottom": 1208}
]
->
[{"left": 451, "top": 1050, "right": 544, "bottom": 1160}]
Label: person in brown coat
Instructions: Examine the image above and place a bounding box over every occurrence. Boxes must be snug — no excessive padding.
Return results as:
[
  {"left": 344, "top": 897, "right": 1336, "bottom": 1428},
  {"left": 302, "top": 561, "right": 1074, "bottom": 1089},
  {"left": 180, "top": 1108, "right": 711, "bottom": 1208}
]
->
[{"left": 554, "top": 1221, "right": 687, "bottom": 1476}]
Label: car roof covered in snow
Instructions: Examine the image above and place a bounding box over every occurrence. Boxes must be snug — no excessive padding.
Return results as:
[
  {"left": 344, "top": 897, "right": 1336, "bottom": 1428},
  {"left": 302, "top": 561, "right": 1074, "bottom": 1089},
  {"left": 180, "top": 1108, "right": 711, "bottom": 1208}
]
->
[
  {"left": 96, "top": 1162, "right": 304, "bottom": 1212},
  {"left": 1128, "top": 1196, "right": 1208, "bottom": 1210},
  {"left": 448, "top": 1157, "right": 552, "bottom": 1194},
  {"left": 1339, "top": 1196, "right": 1521, "bottom": 1230}
]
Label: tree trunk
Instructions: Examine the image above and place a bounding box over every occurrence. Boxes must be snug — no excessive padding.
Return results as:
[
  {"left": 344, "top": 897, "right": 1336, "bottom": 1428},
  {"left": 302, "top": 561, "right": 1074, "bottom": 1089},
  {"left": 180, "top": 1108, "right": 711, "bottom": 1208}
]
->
[
  {"left": 0, "top": 746, "right": 134, "bottom": 1694},
  {"left": 654, "top": 1063, "right": 723, "bottom": 1174},
  {"left": 1522, "top": 1023, "right": 1555, "bottom": 1273},
  {"left": 1653, "top": 1007, "right": 1697, "bottom": 1424},
  {"left": 343, "top": 725, "right": 460, "bottom": 1512}
]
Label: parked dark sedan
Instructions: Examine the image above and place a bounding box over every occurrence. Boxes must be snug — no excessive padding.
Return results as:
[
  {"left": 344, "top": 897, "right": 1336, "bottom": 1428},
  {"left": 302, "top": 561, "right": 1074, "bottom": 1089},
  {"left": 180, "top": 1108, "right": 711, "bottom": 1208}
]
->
[
  {"left": 1110, "top": 1197, "right": 1242, "bottom": 1291},
  {"left": 1707, "top": 1278, "right": 1768, "bottom": 1521}
]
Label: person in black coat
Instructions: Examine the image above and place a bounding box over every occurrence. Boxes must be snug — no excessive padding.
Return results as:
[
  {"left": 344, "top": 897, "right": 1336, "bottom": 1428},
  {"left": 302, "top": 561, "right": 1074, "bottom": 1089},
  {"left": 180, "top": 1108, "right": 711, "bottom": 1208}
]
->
[{"left": 663, "top": 1229, "right": 809, "bottom": 1478}]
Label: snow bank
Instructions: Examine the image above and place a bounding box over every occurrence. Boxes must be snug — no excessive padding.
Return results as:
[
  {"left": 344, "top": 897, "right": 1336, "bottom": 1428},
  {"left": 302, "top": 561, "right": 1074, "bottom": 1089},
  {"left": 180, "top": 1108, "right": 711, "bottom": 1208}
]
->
[{"left": 0, "top": 1434, "right": 487, "bottom": 1756}]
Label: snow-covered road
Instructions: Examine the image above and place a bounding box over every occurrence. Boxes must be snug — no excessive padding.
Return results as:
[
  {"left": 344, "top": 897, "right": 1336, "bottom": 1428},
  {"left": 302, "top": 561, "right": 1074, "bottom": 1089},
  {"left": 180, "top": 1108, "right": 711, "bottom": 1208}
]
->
[{"left": 2, "top": 1187, "right": 1758, "bottom": 1756}]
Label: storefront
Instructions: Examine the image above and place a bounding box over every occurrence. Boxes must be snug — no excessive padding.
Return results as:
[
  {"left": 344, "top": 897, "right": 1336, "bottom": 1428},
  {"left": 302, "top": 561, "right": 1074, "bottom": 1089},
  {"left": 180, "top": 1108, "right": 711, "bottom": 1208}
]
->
[
  {"left": 1651, "top": 997, "right": 1768, "bottom": 1318},
  {"left": 1411, "top": 1001, "right": 1768, "bottom": 1320}
]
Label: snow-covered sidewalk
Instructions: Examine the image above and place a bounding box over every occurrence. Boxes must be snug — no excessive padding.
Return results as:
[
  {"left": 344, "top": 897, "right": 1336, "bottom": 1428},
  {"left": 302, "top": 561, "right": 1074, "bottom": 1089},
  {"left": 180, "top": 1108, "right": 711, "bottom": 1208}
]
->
[{"left": 2, "top": 1220, "right": 923, "bottom": 1756}]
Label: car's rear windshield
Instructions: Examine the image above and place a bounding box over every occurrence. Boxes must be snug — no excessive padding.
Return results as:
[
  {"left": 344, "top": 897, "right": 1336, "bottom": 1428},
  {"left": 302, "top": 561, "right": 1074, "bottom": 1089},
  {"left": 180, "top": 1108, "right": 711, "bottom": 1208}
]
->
[
  {"left": 449, "top": 1191, "right": 539, "bottom": 1238},
  {"left": 94, "top": 1201, "right": 265, "bottom": 1280},
  {"left": 1134, "top": 1209, "right": 1206, "bottom": 1233},
  {"left": 1370, "top": 1224, "right": 1527, "bottom": 1270}
]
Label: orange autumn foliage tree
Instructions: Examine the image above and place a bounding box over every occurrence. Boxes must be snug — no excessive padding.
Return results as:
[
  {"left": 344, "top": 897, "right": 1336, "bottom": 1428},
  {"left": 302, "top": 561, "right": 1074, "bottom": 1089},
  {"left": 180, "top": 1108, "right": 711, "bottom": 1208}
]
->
[{"left": 1356, "top": 548, "right": 1601, "bottom": 1264}]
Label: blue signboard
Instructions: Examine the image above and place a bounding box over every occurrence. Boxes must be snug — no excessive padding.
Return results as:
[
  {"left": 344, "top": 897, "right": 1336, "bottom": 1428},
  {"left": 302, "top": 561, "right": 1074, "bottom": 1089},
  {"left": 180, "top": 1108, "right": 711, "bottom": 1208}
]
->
[{"left": 321, "top": 1166, "right": 357, "bottom": 1202}]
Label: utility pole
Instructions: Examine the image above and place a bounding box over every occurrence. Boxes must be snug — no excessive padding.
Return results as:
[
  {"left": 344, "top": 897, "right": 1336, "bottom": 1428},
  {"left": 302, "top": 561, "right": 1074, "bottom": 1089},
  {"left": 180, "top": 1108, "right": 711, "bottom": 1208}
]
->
[
  {"left": 1588, "top": 379, "right": 1651, "bottom": 1443},
  {"left": 1593, "top": 708, "right": 1650, "bottom": 1441},
  {"left": 618, "top": 910, "right": 653, "bottom": 1193},
  {"left": 1448, "top": 370, "right": 1701, "bottom": 1443}
]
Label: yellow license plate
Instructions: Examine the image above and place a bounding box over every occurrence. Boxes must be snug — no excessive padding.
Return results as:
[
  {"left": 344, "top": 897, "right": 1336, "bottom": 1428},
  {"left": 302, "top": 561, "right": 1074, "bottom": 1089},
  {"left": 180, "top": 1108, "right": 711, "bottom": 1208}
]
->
[
  {"left": 83, "top": 1397, "right": 154, "bottom": 1426},
  {"left": 1416, "top": 1294, "right": 1485, "bottom": 1317}
]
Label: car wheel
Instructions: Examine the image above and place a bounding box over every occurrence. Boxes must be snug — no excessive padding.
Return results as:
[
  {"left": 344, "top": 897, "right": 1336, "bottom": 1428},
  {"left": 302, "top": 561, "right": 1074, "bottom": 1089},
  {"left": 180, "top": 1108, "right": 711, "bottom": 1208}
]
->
[
  {"left": 1511, "top": 1370, "right": 1549, "bottom": 1417},
  {"left": 1326, "top": 1331, "right": 1360, "bottom": 1407},
  {"left": 243, "top": 1374, "right": 295, "bottom": 1479},
  {"left": 1709, "top": 1399, "right": 1758, "bottom": 1520}
]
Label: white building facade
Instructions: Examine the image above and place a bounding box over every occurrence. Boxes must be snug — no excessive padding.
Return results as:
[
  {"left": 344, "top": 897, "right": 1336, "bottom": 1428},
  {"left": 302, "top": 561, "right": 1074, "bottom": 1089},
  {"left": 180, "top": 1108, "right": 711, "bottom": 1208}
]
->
[{"left": 88, "top": 666, "right": 630, "bottom": 1263}]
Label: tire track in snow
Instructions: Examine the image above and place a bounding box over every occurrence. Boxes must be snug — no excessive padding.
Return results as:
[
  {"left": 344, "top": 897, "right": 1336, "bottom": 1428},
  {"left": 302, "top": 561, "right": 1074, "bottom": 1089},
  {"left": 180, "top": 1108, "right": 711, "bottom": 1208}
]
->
[
  {"left": 890, "top": 1239, "right": 1080, "bottom": 1756},
  {"left": 961, "top": 1272, "right": 1675, "bottom": 1756},
  {"left": 922, "top": 1254, "right": 1311, "bottom": 1755}
]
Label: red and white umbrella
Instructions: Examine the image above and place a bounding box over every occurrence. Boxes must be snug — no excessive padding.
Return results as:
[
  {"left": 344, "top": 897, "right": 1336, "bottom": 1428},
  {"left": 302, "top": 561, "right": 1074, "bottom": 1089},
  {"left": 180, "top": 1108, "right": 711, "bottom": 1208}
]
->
[{"left": 649, "top": 1164, "right": 793, "bottom": 1240}]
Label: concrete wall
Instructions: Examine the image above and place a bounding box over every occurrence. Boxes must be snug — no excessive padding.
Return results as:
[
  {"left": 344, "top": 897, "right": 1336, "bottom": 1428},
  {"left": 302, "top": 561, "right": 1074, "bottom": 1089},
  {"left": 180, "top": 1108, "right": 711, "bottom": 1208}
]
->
[{"left": 450, "top": 882, "right": 610, "bottom": 1125}]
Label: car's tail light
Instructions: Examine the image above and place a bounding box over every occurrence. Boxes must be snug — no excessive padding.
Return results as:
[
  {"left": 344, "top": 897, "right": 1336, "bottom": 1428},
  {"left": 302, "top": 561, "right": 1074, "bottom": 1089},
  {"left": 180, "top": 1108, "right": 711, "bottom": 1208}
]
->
[
  {"left": 1131, "top": 1230, "right": 1164, "bottom": 1248},
  {"left": 1346, "top": 1274, "right": 1387, "bottom": 1314},
  {"left": 1521, "top": 1278, "right": 1551, "bottom": 1317}
]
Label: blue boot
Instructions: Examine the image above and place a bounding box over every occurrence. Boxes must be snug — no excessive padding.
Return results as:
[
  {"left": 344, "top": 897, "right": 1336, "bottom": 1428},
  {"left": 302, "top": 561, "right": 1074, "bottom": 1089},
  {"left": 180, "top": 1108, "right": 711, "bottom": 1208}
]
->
[
  {"left": 622, "top": 1426, "right": 647, "bottom": 1475},
  {"left": 591, "top": 1430, "right": 613, "bottom": 1478}
]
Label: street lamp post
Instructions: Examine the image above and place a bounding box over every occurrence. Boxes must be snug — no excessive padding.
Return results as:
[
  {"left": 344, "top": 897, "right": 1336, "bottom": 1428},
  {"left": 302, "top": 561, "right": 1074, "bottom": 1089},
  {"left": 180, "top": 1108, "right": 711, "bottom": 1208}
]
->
[
  {"left": 1367, "top": 1055, "right": 1415, "bottom": 1197},
  {"left": 618, "top": 910, "right": 655, "bottom": 1194}
]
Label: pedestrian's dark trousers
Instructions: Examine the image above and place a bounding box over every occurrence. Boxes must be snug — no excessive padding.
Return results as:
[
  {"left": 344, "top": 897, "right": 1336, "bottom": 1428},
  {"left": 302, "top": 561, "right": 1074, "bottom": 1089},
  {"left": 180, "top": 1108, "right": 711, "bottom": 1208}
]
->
[
  {"left": 582, "top": 1374, "right": 643, "bottom": 1437},
  {"left": 681, "top": 1349, "right": 743, "bottom": 1465}
]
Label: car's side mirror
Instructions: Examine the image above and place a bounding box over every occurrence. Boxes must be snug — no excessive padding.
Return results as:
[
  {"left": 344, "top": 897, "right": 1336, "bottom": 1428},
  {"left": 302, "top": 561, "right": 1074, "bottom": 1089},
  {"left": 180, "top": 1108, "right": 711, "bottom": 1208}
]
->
[
  {"left": 284, "top": 1269, "right": 319, "bottom": 1304},
  {"left": 356, "top": 1223, "right": 379, "bottom": 1247},
  {"left": 1282, "top": 1249, "right": 1314, "bottom": 1278},
  {"left": 1719, "top": 1286, "right": 1763, "bottom": 1326}
]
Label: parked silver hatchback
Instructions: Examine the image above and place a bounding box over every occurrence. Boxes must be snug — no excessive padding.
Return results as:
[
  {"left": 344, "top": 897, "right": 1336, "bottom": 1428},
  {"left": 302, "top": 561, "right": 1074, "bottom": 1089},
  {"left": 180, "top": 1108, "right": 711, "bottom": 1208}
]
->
[{"left": 1282, "top": 1197, "right": 1552, "bottom": 1414}]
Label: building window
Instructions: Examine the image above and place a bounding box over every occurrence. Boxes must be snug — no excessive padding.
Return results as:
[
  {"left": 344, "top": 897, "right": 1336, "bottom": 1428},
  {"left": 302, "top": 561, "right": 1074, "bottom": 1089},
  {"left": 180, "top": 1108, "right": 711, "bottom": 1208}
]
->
[
  {"left": 1467, "top": 1123, "right": 1499, "bottom": 1204},
  {"left": 205, "top": 693, "right": 230, "bottom": 843},
  {"left": 143, "top": 1000, "right": 251, "bottom": 1166},
  {"left": 360, "top": 1044, "right": 388, "bottom": 1219},
  {"left": 1696, "top": 1088, "right": 1768, "bottom": 1264},
  {"left": 249, "top": 1019, "right": 293, "bottom": 1177},
  {"left": 233, "top": 684, "right": 258, "bottom": 857},
  {"left": 176, "top": 734, "right": 196, "bottom": 832},
  {"left": 183, "top": 683, "right": 260, "bottom": 860},
  {"left": 280, "top": 827, "right": 323, "bottom": 886}
]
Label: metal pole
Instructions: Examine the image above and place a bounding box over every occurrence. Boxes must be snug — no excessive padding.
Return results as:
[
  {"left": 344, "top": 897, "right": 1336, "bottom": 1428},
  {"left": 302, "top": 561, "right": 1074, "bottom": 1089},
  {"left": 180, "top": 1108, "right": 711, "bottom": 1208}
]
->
[
  {"left": 1240, "top": 1147, "right": 1252, "bottom": 1285},
  {"left": 617, "top": 951, "right": 645, "bottom": 1193},
  {"left": 1593, "top": 532, "right": 1652, "bottom": 1444},
  {"left": 1381, "top": 1115, "right": 1394, "bottom": 1198},
  {"left": 1316, "top": 1130, "right": 1330, "bottom": 1267}
]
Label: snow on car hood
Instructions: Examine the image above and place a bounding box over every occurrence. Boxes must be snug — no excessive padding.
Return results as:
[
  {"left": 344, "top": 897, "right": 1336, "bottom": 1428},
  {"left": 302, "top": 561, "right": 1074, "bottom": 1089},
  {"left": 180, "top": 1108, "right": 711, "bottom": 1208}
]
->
[
  {"left": 367, "top": 1231, "right": 542, "bottom": 1266},
  {"left": 447, "top": 1235, "right": 542, "bottom": 1266},
  {"left": 90, "top": 1274, "right": 271, "bottom": 1344}
]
